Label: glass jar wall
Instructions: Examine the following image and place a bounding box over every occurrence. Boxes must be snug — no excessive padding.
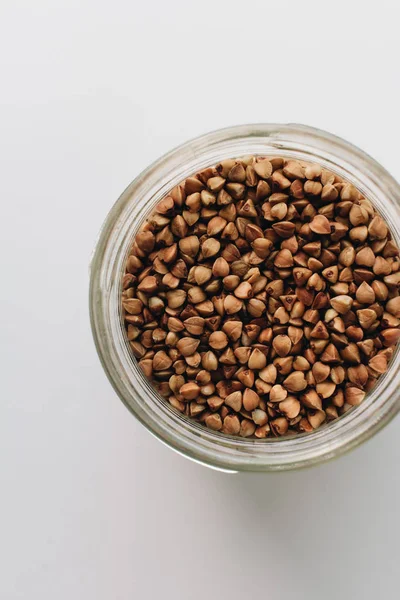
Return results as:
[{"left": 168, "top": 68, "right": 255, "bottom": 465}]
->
[{"left": 90, "top": 124, "right": 400, "bottom": 472}]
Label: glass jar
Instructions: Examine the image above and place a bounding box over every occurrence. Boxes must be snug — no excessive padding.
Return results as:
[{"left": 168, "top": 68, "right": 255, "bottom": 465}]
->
[{"left": 89, "top": 123, "right": 400, "bottom": 472}]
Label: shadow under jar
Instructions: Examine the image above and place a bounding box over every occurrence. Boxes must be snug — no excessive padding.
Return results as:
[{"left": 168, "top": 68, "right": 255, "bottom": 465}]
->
[{"left": 90, "top": 124, "right": 400, "bottom": 472}]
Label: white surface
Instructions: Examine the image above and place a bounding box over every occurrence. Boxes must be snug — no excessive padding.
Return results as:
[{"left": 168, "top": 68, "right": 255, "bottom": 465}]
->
[{"left": 1, "top": 1, "right": 400, "bottom": 598}]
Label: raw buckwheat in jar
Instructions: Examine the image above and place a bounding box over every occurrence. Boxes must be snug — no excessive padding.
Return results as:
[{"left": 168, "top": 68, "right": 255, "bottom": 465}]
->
[{"left": 90, "top": 124, "right": 400, "bottom": 472}]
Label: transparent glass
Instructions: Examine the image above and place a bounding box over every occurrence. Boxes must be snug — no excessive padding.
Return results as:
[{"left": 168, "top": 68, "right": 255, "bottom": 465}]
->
[{"left": 90, "top": 123, "right": 400, "bottom": 472}]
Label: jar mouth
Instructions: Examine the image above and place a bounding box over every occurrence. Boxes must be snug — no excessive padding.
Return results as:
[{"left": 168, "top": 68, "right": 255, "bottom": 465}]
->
[{"left": 90, "top": 123, "right": 400, "bottom": 472}]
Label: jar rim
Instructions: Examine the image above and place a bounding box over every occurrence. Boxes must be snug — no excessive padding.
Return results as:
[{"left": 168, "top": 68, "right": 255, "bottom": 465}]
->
[{"left": 90, "top": 123, "right": 400, "bottom": 472}]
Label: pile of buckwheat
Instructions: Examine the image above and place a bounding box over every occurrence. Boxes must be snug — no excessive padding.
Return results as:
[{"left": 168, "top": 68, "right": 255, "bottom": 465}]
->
[{"left": 121, "top": 156, "right": 400, "bottom": 438}]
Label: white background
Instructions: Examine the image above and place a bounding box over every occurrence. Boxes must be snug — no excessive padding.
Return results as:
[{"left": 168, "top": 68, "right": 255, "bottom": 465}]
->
[{"left": 1, "top": 1, "right": 400, "bottom": 598}]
